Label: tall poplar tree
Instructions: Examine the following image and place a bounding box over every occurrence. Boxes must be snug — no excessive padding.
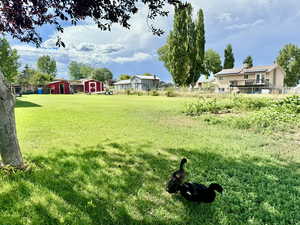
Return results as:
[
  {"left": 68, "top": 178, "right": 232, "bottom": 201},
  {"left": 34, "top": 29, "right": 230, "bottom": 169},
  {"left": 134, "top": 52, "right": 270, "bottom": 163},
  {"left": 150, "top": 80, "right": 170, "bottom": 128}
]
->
[
  {"left": 158, "top": 3, "right": 206, "bottom": 87},
  {"left": 223, "top": 44, "right": 235, "bottom": 69},
  {"left": 167, "top": 4, "right": 190, "bottom": 86}
]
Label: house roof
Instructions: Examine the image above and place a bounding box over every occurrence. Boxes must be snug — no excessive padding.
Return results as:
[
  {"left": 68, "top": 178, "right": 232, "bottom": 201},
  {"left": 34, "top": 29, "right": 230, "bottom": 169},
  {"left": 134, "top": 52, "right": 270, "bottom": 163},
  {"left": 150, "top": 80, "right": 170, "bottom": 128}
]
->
[
  {"left": 114, "top": 79, "right": 131, "bottom": 85},
  {"left": 134, "top": 75, "right": 160, "bottom": 80},
  {"left": 197, "top": 75, "right": 216, "bottom": 83},
  {"left": 216, "top": 64, "right": 278, "bottom": 76}
]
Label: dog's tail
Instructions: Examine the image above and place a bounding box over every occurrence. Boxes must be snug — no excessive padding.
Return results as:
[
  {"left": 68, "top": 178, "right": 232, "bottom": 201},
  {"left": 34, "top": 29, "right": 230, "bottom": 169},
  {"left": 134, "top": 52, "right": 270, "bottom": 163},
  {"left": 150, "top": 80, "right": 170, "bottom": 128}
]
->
[
  {"left": 209, "top": 183, "right": 223, "bottom": 193},
  {"left": 179, "top": 158, "right": 187, "bottom": 170}
]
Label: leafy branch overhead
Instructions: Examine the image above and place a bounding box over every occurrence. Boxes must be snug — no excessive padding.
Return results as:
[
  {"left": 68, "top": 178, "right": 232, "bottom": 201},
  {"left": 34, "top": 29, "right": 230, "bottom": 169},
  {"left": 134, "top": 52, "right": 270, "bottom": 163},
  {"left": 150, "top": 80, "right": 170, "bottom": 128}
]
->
[{"left": 0, "top": 0, "right": 181, "bottom": 47}]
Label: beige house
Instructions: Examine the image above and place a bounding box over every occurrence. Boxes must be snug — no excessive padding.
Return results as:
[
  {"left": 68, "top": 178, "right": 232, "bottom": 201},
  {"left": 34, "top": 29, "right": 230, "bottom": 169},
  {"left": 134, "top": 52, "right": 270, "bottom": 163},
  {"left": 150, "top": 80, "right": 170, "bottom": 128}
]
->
[{"left": 215, "top": 64, "right": 285, "bottom": 94}]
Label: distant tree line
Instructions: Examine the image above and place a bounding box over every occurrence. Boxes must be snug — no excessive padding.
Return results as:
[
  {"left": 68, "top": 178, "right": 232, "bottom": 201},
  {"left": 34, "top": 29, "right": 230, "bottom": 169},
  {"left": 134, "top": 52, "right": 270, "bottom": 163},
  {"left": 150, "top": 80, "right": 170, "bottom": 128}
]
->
[{"left": 68, "top": 61, "right": 113, "bottom": 82}]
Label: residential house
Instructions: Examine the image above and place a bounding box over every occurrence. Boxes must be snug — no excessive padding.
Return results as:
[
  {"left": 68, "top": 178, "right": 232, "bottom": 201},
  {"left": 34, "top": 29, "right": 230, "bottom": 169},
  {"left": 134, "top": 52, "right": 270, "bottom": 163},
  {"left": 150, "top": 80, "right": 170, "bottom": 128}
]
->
[
  {"left": 215, "top": 64, "right": 285, "bottom": 94},
  {"left": 114, "top": 75, "right": 160, "bottom": 91},
  {"left": 195, "top": 76, "right": 216, "bottom": 89}
]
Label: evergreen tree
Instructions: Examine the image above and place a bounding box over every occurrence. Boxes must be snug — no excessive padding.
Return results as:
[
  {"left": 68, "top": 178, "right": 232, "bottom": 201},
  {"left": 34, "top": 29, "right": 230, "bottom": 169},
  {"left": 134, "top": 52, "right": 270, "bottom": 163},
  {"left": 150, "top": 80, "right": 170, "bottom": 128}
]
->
[
  {"left": 223, "top": 44, "right": 235, "bottom": 69},
  {"left": 243, "top": 56, "right": 253, "bottom": 68}
]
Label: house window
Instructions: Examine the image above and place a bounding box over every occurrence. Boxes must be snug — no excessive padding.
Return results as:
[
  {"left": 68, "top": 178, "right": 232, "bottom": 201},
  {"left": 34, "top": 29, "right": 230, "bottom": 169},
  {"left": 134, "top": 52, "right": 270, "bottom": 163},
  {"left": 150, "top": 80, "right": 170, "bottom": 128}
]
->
[
  {"left": 244, "top": 74, "right": 248, "bottom": 79},
  {"left": 219, "top": 76, "right": 224, "bottom": 80},
  {"left": 219, "top": 88, "right": 225, "bottom": 93}
]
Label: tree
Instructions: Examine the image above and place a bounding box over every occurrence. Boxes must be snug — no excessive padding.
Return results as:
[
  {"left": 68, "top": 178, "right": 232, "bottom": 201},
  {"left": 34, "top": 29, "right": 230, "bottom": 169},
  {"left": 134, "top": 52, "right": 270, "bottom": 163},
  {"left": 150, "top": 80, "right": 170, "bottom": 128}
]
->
[
  {"left": 276, "top": 44, "right": 300, "bottom": 86},
  {"left": 0, "top": 0, "right": 180, "bottom": 47},
  {"left": 243, "top": 56, "right": 253, "bottom": 68},
  {"left": 119, "top": 74, "right": 132, "bottom": 80},
  {"left": 204, "top": 49, "right": 222, "bottom": 75},
  {"left": 16, "top": 65, "right": 35, "bottom": 88},
  {"left": 91, "top": 68, "right": 113, "bottom": 82},
  {"left": 68, "top": 61, "right": 93, "bottom": 80},
  {"left": 37, "top": 55, "right": 57, "bottom": 78},
  {"left": 0, "top": 72, "right": 24, "bottom": 167},
  {"left": 143, "top": 73, "right": 154, "bottom": 76},
  {"left": 80, "top": 65, "right": 94, "bottom": 78},
  {"left": 0, "top": 0, "right": 180, "bottom": 167},
  {"left": 30, "top": 71, "right": 53, "bottom": 87},
  {"left": 0, "top": 37, "right": 20, "bottom": 82},
  {"left": 158, "top": 4, "right": 205, "bottom": 87},
  {"left": 223, "top": 44, "right": 235, "bottom": 69},
  {"left": 186, "top": 8, "right": 205, "bottom": 87}
]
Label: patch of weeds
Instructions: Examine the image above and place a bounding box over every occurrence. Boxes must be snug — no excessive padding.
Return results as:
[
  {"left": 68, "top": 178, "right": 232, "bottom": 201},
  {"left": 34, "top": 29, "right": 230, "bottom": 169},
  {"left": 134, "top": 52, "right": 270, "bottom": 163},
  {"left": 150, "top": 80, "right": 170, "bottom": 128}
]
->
[
  {"left": 232, "top": 96, "right": 274, "bottom": 110},
  {"left": 165, "top": 88, "right": 177, "bottom": 97},
  {"left": 150, "top": 90, "right": 159, "bottom": 96},
  {"left": 184, "top": 98, "right": 233, "bottom": 115}
]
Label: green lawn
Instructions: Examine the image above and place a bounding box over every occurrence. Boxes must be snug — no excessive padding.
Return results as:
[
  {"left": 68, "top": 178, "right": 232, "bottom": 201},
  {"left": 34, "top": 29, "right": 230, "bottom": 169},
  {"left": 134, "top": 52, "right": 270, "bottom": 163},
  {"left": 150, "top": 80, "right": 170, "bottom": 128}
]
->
[{"left": 1, "top": 94, "right": 299, "bottom": 225}]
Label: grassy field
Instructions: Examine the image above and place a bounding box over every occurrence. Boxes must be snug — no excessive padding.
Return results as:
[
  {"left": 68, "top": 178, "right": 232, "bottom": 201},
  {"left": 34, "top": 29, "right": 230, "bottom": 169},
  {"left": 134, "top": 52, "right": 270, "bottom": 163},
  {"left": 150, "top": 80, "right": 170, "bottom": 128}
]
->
[{"left": 1, "top": 94, "right": 299, "bottom": 225}]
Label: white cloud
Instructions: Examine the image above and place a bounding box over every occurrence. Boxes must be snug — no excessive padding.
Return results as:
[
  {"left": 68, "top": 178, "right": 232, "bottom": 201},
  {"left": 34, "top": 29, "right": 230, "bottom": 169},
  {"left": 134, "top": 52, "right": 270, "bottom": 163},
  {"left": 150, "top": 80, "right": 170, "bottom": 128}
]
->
[
  {"left": 217, "top": 13, "right": 236, "bottom": 23},
  {"left": 225, "top": 19, "right": 265, "bottom": 30}
]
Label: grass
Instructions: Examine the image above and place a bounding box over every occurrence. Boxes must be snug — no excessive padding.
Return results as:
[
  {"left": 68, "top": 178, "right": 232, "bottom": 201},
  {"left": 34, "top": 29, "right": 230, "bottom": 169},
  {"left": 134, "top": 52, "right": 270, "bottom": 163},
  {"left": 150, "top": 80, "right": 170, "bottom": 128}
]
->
[{"left": 1, "top": 94, "right": 300, "bottom": 225}]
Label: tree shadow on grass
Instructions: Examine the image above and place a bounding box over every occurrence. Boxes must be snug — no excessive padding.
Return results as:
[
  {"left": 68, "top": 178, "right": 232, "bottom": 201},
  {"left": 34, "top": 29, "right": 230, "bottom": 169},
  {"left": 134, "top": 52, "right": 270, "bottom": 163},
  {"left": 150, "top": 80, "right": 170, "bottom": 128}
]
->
[
  {"left": 0, "top": 142, "right": 299, "bottom": 225},
  {"left": 15, "top": 99, "right": 41, "bottom": 108}
]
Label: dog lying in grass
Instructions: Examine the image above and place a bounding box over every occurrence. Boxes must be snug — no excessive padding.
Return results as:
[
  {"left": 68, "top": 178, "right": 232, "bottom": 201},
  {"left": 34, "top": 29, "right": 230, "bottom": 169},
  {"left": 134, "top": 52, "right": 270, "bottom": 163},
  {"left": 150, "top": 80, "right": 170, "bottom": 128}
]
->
[{"left": 166, "top": 158, "right": 223, "bottom": 203}]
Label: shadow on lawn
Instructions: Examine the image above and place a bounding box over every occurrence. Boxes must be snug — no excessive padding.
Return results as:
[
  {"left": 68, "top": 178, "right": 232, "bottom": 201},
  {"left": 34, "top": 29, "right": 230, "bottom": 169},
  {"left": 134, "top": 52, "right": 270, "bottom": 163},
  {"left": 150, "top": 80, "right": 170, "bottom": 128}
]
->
[
  {"left": 15, "top": 99, "right": 41, "bottom": 108},
  {"left": 1, "top": 142, "right": 299, "bottom": 225}
]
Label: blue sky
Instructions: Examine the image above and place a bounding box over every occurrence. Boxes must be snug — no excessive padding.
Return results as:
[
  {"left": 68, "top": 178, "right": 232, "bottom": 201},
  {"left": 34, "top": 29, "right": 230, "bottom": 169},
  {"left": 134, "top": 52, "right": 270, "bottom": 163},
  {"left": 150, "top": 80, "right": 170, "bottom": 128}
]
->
[{"left": 10, "top": 0, "right": 300, "bottom": 82}]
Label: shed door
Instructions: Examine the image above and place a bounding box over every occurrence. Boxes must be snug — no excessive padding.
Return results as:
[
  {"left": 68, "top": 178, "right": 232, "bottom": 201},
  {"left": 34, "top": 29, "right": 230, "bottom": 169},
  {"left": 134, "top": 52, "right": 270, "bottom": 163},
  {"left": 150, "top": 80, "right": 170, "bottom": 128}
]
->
[{"left": 89, "top": 82, "right": 97, "bottom": 93}]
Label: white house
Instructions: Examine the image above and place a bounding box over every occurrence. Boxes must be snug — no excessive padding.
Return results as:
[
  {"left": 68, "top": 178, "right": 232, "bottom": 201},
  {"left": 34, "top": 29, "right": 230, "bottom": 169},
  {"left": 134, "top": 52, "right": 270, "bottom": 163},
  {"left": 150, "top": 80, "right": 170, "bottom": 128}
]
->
[{"left": 114, "top": 75, "right": 160, "bottom": 91}]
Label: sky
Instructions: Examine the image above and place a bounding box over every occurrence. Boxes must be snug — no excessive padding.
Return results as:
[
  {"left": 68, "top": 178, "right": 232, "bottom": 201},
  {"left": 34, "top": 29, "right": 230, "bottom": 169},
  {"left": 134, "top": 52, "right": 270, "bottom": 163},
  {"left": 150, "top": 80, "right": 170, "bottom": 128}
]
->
[{"left": 9, "top": 0, "right": 300, "bottom": 82}]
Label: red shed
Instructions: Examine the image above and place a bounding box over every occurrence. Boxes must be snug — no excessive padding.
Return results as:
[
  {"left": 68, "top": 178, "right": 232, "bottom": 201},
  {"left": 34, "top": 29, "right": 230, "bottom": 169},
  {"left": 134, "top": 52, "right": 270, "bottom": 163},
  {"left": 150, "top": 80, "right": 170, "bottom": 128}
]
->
[
  {"left": 83, "top": 79, "right": 104, "bottom": 93},
  {"left": 48, "top": 80, "right": 71, "bottom": 94}
]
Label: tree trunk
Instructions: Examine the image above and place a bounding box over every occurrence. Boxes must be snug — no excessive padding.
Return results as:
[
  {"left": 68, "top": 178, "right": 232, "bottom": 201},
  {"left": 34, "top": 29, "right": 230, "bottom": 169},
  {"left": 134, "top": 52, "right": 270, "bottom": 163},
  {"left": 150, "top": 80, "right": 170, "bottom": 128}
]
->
[{"left": 0, "top": 72, "right": 24, "bottom": 168}]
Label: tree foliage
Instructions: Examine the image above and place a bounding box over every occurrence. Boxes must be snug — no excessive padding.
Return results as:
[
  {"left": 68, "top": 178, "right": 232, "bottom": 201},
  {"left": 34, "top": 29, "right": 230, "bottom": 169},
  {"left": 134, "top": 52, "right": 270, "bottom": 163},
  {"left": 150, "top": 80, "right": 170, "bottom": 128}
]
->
[
  {"left": 243, "top": 56, "right": 253, "bottom": 68},
  {"left": 158, "top": 3, "right": 206, "bottom": 87},
  {"left": 16, "top": 65, "right": 35, "bottom": 86},
  {"left": 119, "top": 74, "right": 132, "bottom": 80},
  {"left": 276, "top": 44, "right": 300, "bottom": 86},
  {"left": 37, "top": 55, "right": 57, "bottom": 78},
  {"left": 0, "top": 37, "right": 20, "bottom": 82},
  {"left": 29, "top": 71, "right": 53, "bottom": 87},
  {"left": 68, "top": 61, "right": 92, "bottom": 80},
  {"left": 204, "top": 49, "right": 222, "bottom": 75},
  {"left": 223, "top": 44, "right": 235, "bottom": 69},
  {"left": 0, "top": 0, "right": 180, "bottom": 47},
  {"left": 91, "top": 68, "right": 113, "bottom": 82}
]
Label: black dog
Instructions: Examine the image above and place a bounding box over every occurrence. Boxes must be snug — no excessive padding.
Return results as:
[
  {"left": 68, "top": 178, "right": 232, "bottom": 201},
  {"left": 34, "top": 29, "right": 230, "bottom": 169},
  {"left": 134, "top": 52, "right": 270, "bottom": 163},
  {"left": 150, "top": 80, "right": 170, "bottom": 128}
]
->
[
  {"left": 179, "top": 182, "right": 223, "bottom": 203},
  {"left": 166, "top": 158, "right": 187, "bottom": 193}
]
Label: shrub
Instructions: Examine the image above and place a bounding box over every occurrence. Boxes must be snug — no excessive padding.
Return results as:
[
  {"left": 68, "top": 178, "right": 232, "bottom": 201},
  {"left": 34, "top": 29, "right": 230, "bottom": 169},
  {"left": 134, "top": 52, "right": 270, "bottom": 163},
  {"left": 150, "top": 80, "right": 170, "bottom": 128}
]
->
[
  {"left": 232, "top": 96, "right": 273, "bottom": 110},
  {"left": 125, "top": 89, "right": 131, "bottom": 95},
  {"left": 165, "top": 88, "right": 177, "bottom": 97},
  {"left": 150, "top": 90, "right": 159, "bottom": 96},
  {"left": 184, "top": 98, "right": 233, "bottom": 116}
]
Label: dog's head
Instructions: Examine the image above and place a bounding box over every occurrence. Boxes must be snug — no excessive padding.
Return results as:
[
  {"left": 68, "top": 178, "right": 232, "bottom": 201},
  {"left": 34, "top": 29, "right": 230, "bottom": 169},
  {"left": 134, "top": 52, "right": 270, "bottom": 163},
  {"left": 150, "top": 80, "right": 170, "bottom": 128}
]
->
[{"left": 166, "top": 170, "right": 186, "bottom": 193}]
